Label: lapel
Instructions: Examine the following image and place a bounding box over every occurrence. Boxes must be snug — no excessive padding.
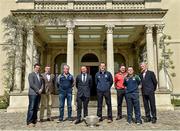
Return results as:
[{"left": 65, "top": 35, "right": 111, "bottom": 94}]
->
[
  {"left": 144, "top": 70, "right": 150, "bottom": 80},
  {"left": 33, "top": 72, "right": 41, "bottom": 85}
]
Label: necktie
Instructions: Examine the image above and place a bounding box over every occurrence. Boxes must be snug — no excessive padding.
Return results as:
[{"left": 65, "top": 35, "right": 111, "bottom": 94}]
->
[{"left": 83, "top": 74, "right": 86, "bottom": 83}]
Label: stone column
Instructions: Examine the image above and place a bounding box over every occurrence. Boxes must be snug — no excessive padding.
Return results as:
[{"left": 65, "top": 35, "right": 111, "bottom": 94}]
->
[
  {"left": 24, "top": 29, "right": 34, "bottom": 92},
  {"left": 145, "top": 25, "right": 155, "bottom": 71},
  {"left": 66, "top": 25, "right": 74, "bottom": 75},
  {"left": 33, "top": 45, "right": 39, "bottom": 64},
  {"left": 156, "top": 24, "right": 167, "bottom": 89},
  {"left": 13, "top": 34, "right": 23, "bottom": 93},
  {"left": 106, "top": 24, "right": 115, "bottom": 77}
]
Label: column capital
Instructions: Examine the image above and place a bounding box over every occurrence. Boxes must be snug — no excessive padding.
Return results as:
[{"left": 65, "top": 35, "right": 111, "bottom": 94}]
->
[
  {"left": 106, "top": 24, "right": 115, "bottom": 34},
  {"left": 145, "top": 24, "right": 154, "bottom": 34},
  {"left": 66, "top": 24, "right": 75, "bottom": 34},
  {"left": 156, "top": 24, "right": 165, "bottom": 34}
]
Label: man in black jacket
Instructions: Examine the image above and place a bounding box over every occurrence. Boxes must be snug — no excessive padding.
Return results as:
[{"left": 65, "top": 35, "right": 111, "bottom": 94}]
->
[
  {"left": 140, "top": 62, "right": 158, "bottom": 124},
  {"left": 95, "top": 62, "right": 113, "bottom": 123},
  {"left": 75, "top": 66, "right": 93, "bottom": 124}
]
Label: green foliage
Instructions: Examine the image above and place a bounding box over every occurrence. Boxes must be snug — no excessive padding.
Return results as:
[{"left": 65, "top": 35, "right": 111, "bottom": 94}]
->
[
  {"left": 171, "top": 99, "right": 180, "bottom": 107},
  {"left": 159, "top": 34, "right": 176, "bottom": 77},
  {"left": 0, "top": 93, "right": 9, "bottom": 109}
]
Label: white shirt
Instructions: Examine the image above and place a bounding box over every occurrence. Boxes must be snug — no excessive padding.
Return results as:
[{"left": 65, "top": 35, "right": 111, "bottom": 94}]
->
[
  {"left": 82, "top": 73, "right": 87, "bottom": 82},
  {"left": 46, "top": 74, "right": 51, "bottom": 81},
  {"left": 143, "top": 69, "right": 147, "bottom": 78},
  {"left": 35, "top": 72, "right": 40, "bottom": 82}
]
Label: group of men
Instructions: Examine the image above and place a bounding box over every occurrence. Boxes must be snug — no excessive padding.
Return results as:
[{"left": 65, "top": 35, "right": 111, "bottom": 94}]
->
[{"left": 26, "top": 62, "right": 157, "bottom": 127}]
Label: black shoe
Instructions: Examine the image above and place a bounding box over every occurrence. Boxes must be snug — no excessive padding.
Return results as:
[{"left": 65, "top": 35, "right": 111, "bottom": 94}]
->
[
  {"left": 136, "top": 120, "right": 142, "bottom": 125},
  {"left": 57, "top": 119, "right": 63, "bottom": 123},
  {"left": 116, "top": 116, "right": 122, "bottom": 120},
  {"left": 152, "top": 118, "right": 157, "bottom": 124},
  {"left": 107, "top": 119, "right": 113, "bottom": 123},
  {"left": 99, "top": 117, "right": 103, "bottom": 122},
  {"left": 144, "top": 117, "right": 151, "bottom": 123},
  {"left": 74, "top": 119, "right": 81, "bottom": 124},
  {"left": 47, "top": 118, "right": 53, "bottom": 121},
  {"left": 39, "top": 119, "right": 44, "bottom": 122},
  {"left": 67, "top": 117, "right": 73, "bottom": 121}
]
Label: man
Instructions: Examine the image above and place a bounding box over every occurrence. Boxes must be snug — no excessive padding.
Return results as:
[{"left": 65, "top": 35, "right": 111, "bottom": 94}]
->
[
  {"left": 57, "top": 65, "right": 74, "bottom": 122},
  {"left": 140, "top": 62, "right": 157, "bottom": 124},
  {"left": 124, "top": 66, "right": 142, "bottom": 125},
  {"left": 114, "top": 64, "right": 127, "bottom": 120},
  {"left": 75, "top": 66, "right": 93, "bottom": 124},
  {"left": 95, "top": 62, "right": 113, "bottom": 123},
  {"left": 27, "top": 63, "right": 43, "bottom": 127},
  {"left": 39, "top": 65, "right": 55, "bottom": 122}
]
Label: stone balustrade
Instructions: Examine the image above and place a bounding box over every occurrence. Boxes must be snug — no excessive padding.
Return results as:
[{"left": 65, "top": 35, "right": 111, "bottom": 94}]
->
[{"left": 34, "top": 1, "right": 145, "bottom": 10}]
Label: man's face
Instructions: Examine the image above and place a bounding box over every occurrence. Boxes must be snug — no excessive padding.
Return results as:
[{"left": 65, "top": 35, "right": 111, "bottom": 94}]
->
[
  {"left": 34, "top": 65, "right": 40, "bottom": 73},
  {"left": 140, "top": 63, "right": 147, "bottom": 72},
  {"left": 63, "top": 66, "right": 69, "bottom": 74},
  {"left": 45, "top": 67, "right": 51, "bottom": 74},
  {"left": 120, "top": 66, "right": 126, "bottom": 73},
  {"left": 99, "top": 63, "right": 106, "bottom": 71},
  {"left": 128, "top": 67, "right": 134, "bottom": 75},
  {"left": 81, "top": 66, "right": 87, "bottom": 74}
]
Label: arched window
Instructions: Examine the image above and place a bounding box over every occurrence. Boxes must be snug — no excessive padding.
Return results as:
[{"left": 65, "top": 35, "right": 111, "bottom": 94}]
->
[
  {"left": 54, "top": 54, "right": 67, "bottom": 74},
  {"left": 114, "top": 53, "right": 126, "bottom": 74},
  {"left": 81, "top": 53, "right": 99, "bottom": 62}
]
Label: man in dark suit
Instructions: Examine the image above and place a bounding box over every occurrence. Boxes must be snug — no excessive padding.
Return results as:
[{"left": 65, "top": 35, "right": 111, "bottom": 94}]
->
[
  {"left": 140, "top": 62, "right": 158, "bottom": 124},
  {"left": 27, "top": 63, "right": 44, "bottom": 127},
  {"left": 75, "top": 66, "right": 93, "bottom": 124}
]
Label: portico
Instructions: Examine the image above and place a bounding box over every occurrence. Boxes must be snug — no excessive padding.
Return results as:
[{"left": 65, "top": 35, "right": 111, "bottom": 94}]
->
[{"left": 7, "top": 0, "right": 173, "bottom": 112}]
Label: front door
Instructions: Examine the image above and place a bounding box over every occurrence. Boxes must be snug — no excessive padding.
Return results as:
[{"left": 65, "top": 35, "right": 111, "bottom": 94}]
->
[{"left": 87, "top": 66, "right": 99, "bottom": 106}]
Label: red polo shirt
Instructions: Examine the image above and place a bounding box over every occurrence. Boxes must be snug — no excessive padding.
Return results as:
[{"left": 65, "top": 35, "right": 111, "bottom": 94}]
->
[{"left": 114, "top": 72, "right": 127, "bottom": 89}]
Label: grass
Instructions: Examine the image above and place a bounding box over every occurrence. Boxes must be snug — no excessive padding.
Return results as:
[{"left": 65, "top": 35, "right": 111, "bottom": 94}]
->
[
  {"left": 171, "top": 99, "right": 180, "bottom": 107},
  {"left": 0, "top": 96, "right": 9, "bottom": 109}
]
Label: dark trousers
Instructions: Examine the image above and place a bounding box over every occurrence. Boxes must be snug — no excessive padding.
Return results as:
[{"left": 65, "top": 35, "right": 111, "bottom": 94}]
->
[
  {"left": 116, "top": 89, "right": 125, "bottom": 117},
  {"left": 59, "top": 92, "right": 72, "bottom": 120},
  {"left": 125, "top": 93, "right": 141, "bottom": 123},
  {"left": 97, "top": 90, "right": 112, "bottom": 120},
  {"left": 76, "top": 96, "right": 89, "bottom": 120},
  {"left": 142, "top": 92, "right": 157, "bottom": 119},
  {"left": 27, "top": 95, "right": 41, "bottom": 125}
]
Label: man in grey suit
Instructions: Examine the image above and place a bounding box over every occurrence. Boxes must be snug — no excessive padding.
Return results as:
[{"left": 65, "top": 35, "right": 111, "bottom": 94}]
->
[
  {"left": 27, "top": 63, "right": 44, "bottom": 127},
  {"left": 75, "top": 66, "right": 93, "bottom": 124}
]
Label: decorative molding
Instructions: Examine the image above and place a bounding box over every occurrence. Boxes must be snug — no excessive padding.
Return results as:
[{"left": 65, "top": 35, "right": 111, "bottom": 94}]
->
[
  {"left": 156, "top": 24, "right": 165, "bottom": 34},
  {"left": 145, "top": 24, "right": 154, "bottom": 34},
  {"left": 106, "top": 24, "right": 114, "bottom": 34}
]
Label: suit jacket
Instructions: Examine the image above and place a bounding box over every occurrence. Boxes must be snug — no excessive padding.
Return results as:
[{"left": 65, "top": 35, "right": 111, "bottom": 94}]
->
[
  {"left": 41, "top": 73, "right": 55, "bottom": 94},
  {"left": 140, "top": 70, "right": 158, "bottom": 95},
  {"left": 76, "top": 74, "right": 93, "bottom": 98},
  {"left": 28, "top": 72, "right": 43, "bottom": 95}
]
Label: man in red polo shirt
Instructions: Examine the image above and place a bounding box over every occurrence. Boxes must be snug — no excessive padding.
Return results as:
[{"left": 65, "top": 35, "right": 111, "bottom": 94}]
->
[{"left": 114, "top": 64, "right": 127, "bottom": 120}]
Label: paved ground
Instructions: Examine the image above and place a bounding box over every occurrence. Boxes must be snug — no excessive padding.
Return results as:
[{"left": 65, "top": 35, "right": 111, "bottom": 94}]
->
[{"left": 0, "top": 108, "right": 180, "bottom": 130}]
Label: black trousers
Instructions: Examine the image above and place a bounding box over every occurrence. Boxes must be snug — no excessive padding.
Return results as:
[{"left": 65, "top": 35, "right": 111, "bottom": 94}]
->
[
  {"left": 76, "top": 96, "right": 89, "bottom": 120},
  {"left": 142, "top": 92, "right": 157, "bottom": 119},
  {"left": 116, "top": 89, "right": 125, "bottom": 117},
  {"left": 97, "top": 90, "right": 112, "bottom": 120}
]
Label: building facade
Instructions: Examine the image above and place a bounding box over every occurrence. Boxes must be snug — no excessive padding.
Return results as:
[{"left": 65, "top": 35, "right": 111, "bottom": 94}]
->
[{"left": 0, "top": 0, "right": 180, "bottom": 112}]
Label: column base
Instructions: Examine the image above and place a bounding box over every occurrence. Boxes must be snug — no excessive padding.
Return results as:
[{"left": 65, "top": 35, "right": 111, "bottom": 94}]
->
[
  {"left": 7, "top": 93, "right": 77, "bottom": 113},
  {"left": 7, "top": 92, "right": 28, "bottom": 113},
  {"left": 155, "top": 89, "right": 174, "bottom": 110}
]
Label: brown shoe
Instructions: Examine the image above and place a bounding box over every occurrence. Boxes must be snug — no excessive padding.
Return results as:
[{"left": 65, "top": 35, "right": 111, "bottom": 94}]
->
[
  {"left": 27, "top": 123, "right": 35, "bottom": 128},
  {"left": 107, "top": 119, "right": 113, "bottom": 123}
]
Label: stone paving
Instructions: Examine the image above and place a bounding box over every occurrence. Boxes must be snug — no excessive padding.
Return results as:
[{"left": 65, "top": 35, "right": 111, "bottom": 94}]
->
[{"left": 0, "top": 108, "right": 180, "bottom": 130}]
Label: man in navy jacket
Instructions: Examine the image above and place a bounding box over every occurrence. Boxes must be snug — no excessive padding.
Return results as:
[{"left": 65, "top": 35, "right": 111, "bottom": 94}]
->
[
  {"left": 140, "top": 62, "right": 157, "bottom": 124},
  {"left": 95, "top": 62, "right": 113, "bottom": 123}
]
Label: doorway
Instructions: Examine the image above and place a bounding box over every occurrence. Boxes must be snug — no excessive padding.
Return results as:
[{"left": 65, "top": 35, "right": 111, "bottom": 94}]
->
[{"left": 87, "top": 66, "right": 99, "bottom": 101}]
